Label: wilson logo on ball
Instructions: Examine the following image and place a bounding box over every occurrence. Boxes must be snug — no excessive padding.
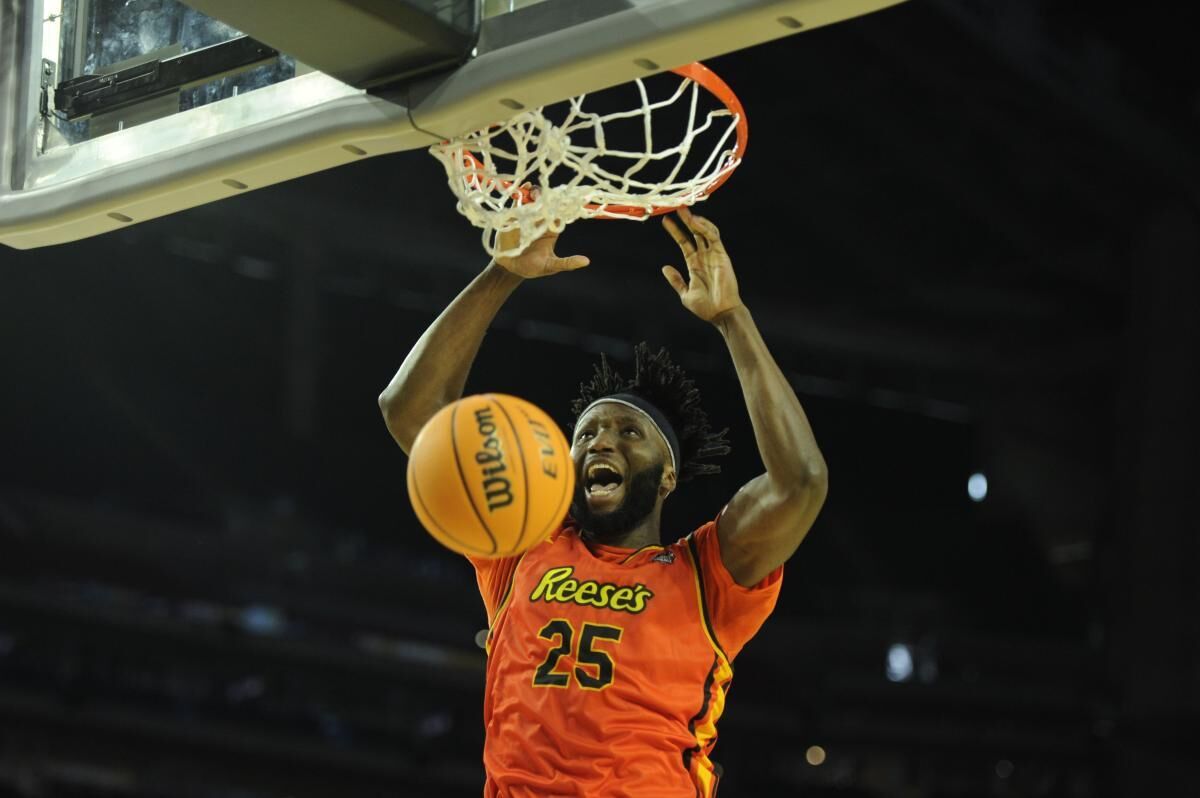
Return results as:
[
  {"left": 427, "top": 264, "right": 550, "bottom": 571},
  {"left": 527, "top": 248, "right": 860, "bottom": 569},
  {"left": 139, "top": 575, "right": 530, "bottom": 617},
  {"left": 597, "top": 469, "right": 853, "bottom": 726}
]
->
[{"left": 473, "top": 406, "right": 514, "bottom": 512}]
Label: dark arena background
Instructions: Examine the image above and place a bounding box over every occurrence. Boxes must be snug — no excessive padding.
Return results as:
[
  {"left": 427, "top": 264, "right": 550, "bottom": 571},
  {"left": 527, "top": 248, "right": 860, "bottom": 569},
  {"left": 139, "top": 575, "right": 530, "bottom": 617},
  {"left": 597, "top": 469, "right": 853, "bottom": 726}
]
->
[{"left": 2, "top": 1, "right": 1199, "bottom": 796}]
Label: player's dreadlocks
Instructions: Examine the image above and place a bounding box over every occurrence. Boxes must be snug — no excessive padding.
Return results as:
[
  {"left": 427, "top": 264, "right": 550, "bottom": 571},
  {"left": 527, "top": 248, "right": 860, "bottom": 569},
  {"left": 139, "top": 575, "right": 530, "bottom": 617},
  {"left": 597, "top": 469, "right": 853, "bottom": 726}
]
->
[{"left": 570, "top": 342, "right": 730, "bottom": 482}]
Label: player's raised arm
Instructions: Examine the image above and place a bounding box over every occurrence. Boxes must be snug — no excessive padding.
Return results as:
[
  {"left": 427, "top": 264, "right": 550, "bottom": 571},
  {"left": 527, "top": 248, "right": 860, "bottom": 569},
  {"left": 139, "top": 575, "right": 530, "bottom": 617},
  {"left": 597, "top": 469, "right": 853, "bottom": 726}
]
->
[
  {"left": 661, "top": 207, "right": 828, "bottom": 587},
  {"left": 378, "top": 226, "right": 589, "bottom": 454}
]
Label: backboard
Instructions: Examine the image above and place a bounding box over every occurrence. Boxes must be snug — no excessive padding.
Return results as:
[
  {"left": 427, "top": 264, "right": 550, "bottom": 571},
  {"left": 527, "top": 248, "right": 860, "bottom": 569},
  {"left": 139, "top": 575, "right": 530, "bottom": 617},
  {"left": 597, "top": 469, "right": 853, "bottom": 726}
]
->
[{"left": 0, "top": 0, "right": 907, "bottom": 250}]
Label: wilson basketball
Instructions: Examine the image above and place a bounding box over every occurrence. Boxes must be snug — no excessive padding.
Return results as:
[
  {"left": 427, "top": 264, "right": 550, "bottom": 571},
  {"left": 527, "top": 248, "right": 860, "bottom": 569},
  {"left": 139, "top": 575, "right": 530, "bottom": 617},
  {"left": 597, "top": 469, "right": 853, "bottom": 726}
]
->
[{"left": 406, "top": 394, "right": 575, "bottom": 558}]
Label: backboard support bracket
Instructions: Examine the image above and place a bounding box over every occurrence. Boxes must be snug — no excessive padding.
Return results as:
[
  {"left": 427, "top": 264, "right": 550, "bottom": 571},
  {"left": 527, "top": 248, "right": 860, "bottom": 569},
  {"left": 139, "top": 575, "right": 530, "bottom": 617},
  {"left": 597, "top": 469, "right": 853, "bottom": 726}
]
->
[{"left": 55, "top": 36, "right": 280, "bottom": 122}]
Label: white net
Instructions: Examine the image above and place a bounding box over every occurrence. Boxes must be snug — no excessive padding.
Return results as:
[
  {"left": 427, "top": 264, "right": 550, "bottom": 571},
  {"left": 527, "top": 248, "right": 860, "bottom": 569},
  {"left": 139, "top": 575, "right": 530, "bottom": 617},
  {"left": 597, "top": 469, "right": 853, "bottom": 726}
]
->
[{"left": 429, "top": 68, "right": 745, "bottom": 258}]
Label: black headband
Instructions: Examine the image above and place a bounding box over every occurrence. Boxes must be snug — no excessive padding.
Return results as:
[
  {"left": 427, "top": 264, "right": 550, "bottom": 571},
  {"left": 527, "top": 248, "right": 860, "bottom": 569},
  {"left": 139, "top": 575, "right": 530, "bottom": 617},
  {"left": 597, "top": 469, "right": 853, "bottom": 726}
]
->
[{"left": 581, "top": 392, "right": 681, "bottom": 473}]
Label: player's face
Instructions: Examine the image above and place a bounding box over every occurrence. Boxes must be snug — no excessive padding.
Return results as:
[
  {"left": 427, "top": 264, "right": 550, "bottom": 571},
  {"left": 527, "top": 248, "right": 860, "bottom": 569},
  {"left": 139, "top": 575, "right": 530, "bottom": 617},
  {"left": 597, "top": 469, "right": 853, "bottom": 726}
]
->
[
  {"left": 570, "top": 462, "right": 664, "bottom": 540},
  {"left": 569, "top": 405, "right": 672, "bottom": 536}
]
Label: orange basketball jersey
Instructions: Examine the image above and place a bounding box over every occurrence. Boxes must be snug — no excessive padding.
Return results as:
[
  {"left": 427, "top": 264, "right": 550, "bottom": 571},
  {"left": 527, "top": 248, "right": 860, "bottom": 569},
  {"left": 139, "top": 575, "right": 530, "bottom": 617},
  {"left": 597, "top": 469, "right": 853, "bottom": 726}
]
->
[{"left": 469, "top": 515, "right": 783, "bottom": 797}]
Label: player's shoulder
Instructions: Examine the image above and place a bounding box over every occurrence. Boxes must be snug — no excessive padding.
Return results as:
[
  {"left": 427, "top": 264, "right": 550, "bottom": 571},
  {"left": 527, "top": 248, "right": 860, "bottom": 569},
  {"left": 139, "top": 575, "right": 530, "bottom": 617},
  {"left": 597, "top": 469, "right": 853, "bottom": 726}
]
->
[{"left": 665, "top": 515, "right": 721, "bottom": 555}]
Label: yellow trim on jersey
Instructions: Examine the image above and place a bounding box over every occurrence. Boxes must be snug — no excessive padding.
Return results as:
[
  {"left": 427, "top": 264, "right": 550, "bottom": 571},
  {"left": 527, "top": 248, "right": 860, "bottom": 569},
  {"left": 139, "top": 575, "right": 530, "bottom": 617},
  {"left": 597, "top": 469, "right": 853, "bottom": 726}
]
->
[
  {"left": 695, "top": 660, "right": 732, "bottom": 748},
  {"left": 618, "top": 544, "right": 665, "bottom": 565},
  {"left": 682, "top": 537, "right": 729, "bottom": 662},
  {"left": 683, "top": 537, "right": 734, "bottom": 797},
  {"left": 484, "top": 552, "right": 526, "bottom": 656}
]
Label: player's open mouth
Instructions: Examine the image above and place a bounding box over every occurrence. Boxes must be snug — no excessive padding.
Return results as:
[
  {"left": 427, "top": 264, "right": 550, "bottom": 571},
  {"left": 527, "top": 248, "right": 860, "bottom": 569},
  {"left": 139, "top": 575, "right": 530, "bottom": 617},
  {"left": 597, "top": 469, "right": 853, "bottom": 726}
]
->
[{"left": 584, "top": 463, "right": 625, "bottom": 500}]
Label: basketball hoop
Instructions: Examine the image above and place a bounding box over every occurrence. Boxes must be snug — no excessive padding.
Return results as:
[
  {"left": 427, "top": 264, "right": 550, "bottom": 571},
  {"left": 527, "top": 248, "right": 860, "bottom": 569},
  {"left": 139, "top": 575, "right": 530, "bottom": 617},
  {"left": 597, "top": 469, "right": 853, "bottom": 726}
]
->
[{"left": 429, "top": 62, "right": 748, "bottom": 258}]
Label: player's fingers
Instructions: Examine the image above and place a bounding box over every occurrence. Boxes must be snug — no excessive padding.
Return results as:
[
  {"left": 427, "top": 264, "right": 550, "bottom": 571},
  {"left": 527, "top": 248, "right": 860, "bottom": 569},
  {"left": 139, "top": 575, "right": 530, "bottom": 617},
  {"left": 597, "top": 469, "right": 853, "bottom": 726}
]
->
[
  {"left": 496, "top": 226, "right": 522, "bottom": 250},
  {"left": 661, "top": 265, "right": 687, "bottom": 296},
  {"left": 558, "top": 255, "right": 591, "bottom": 271},
  {"left": 675, "top": 210, "right": 709, "bottom": 251},
  {"left": 661, "top": 215, "right": 697, "bottom": 258},
  {"left": 680, "top": 207, "right": 720, "bottom": 247}
]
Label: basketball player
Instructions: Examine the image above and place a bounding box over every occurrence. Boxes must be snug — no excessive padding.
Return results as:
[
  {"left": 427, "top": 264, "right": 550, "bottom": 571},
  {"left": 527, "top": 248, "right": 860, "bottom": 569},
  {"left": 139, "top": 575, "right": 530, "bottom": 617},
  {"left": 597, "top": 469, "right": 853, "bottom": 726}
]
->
[{"left": 379, "top": 207, "right": 827, "bottom": 797}]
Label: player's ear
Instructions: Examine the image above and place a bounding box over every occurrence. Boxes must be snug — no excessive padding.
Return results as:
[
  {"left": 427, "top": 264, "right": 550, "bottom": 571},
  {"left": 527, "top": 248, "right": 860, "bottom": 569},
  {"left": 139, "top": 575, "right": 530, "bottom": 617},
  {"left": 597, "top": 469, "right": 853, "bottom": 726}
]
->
[{"left": 659, "top": 464, "right": 678, "bottom": 498}]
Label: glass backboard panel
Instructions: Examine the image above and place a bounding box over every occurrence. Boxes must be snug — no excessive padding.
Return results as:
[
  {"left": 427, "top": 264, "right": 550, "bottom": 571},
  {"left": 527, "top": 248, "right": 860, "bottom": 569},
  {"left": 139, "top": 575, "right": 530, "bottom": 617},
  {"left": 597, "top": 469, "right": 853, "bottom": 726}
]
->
[{"left": 43, "top": 0, "right": 298, "bottom": 146}]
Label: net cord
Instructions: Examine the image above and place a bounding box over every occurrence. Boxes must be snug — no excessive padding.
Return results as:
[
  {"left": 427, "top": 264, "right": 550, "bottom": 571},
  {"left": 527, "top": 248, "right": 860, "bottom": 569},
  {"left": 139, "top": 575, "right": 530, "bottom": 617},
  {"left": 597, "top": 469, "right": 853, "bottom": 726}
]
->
[{"left": 430, "top": 70, "right": 743, "bottom": 258}]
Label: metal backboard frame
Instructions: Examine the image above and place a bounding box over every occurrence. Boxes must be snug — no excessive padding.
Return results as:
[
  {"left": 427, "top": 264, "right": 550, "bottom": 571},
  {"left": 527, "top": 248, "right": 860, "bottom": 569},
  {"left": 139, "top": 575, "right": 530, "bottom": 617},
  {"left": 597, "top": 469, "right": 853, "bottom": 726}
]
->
[{"left": 0, "top": 0, "right": 907, "bottom": 250}]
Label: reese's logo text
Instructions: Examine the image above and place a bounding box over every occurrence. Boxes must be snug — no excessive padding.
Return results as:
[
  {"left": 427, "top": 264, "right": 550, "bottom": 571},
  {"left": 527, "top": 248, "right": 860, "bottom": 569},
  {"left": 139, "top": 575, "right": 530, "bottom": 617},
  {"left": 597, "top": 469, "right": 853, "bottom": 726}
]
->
[{"left": 529, "top": 566, "right": 654, "bottom": 614}]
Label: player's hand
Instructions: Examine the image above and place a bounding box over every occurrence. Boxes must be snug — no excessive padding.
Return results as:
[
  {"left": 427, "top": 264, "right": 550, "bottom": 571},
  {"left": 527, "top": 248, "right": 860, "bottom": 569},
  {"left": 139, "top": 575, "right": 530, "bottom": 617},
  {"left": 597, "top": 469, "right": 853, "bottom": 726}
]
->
[
  {"left": 492, "top": 187, "right": 590, "bottom": 279},
  {"left": 661, "top": 207, "right": 744, "bottom": 323},
  {"left": 493, "top": 229, "right": 590, "bottom": 279}
]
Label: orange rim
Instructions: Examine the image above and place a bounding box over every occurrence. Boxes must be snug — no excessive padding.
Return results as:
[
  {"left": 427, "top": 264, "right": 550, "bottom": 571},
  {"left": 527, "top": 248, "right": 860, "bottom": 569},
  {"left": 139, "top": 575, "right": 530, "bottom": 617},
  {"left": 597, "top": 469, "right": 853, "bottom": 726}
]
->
[{"left": 455, "top": 61, "right": 748, "bottom": 217}]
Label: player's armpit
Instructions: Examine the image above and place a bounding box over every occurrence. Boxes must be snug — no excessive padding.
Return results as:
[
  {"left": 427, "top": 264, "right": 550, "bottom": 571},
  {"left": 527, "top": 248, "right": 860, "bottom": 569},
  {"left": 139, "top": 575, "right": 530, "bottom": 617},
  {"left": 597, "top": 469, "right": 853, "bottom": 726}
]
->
[
  {"left": 714, "top": 470, "right": 827, "bottom": 588},
  {"left": 466, "top": 553, "right": 523, "bottom": 625}
]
